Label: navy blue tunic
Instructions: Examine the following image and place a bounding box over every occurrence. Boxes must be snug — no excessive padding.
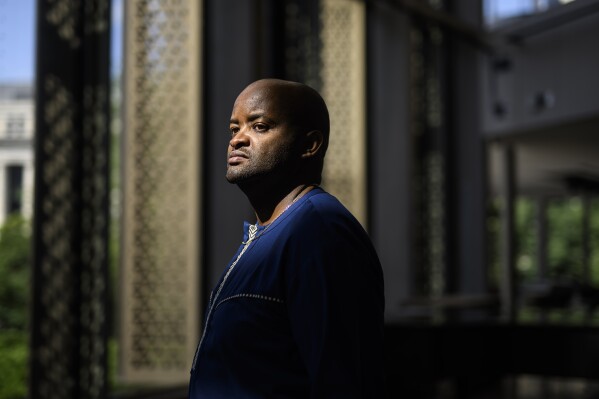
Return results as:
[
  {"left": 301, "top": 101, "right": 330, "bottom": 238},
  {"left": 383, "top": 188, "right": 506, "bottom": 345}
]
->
[{"left": 189, "top": 188, "right": 385, "bottom": 398}]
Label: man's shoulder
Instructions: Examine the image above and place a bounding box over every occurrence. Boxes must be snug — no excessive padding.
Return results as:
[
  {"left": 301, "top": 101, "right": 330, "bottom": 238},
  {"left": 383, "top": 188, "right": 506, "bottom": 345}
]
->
[
  {"left": 298, "top": 190, "right": 356, "bottom": 224},
  {"left": 281, "top": 189, "right": 382, "bottom": 271},
  {"left": 286, "top": 190, "right": 370, "bottom": 244}
]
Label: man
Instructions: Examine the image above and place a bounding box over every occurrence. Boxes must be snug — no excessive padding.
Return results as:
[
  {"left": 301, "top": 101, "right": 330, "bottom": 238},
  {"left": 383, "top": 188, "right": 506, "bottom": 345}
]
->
[{"left": 189, "top": 79, "right": 385, "bottom": 398}]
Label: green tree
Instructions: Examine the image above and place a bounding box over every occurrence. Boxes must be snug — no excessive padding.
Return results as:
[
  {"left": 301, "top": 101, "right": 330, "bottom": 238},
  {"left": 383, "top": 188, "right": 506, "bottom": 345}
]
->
[
  {"left": 0, "top": 214, "right": 30, "bottom": 399},
  {"left": 547, "top": 197, "right": 584, "bottom": 281},
  {"left": 515, "top": 198, "right": 536, "bottom": 281},
  {"left": 0, "top": 215, "right": 30, "bottom": 330},
  {"left": 0, "top": 331, "right": 28, "bottom": 399}
]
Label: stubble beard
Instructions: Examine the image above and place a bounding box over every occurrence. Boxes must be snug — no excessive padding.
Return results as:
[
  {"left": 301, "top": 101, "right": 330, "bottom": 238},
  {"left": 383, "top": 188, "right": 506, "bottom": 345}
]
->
[
  {"left": 225, "top": 151, "right": 291, "bottom": 186},
  {"left": 225, "top": 164, "right": 257, "bottom": 184}
]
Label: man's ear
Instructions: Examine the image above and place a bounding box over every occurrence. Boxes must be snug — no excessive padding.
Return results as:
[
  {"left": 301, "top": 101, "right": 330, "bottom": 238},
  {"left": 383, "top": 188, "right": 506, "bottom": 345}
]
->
[{"left": 301, "top": 130, "right": 324, "bottom": 159}]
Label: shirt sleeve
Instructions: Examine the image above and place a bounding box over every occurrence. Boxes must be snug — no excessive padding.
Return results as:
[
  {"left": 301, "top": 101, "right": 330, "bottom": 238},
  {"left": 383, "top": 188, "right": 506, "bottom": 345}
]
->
[{"left": 284, "top": 203, "right": 385, "bottom": 398}]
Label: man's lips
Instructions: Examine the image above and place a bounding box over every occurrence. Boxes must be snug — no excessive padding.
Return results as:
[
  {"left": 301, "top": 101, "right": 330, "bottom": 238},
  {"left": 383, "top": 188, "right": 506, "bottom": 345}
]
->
[{"left": 228, "top": 151, "right": 249, "bottom": 165}]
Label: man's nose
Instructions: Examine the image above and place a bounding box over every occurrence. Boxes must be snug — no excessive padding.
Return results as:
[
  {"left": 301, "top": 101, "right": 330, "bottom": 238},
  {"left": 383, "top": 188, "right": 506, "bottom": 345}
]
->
[{"left": 229, "top": 128, "right": 250, "bottom": 149}]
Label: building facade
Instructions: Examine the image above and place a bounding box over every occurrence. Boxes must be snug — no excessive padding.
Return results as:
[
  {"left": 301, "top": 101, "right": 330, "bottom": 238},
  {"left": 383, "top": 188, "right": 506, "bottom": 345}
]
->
[{"left": 0, "top": 84, "right": 34, "bottom": 226}]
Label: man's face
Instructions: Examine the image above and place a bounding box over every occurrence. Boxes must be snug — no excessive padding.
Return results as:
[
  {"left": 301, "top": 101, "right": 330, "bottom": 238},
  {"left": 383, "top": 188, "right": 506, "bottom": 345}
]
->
[{"left": 226, "top": 84, "right": 300, "bottom": 185}]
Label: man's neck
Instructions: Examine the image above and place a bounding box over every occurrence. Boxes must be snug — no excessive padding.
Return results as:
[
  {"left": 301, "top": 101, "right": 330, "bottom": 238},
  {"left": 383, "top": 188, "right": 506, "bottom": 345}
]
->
[{"left": 239, "top": 180, "right": 316, "bottom": 225}]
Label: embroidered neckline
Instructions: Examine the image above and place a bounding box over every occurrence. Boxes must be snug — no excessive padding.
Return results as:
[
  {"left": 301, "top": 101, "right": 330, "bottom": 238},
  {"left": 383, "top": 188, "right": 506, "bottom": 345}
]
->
[{"left": 242, "top": 184, "right": 318, "bottom": 244}]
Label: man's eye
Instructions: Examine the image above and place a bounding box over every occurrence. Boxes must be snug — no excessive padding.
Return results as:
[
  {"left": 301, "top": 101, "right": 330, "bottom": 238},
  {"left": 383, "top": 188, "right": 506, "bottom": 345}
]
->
[
  {"left": 230, "top": 127, "right": 239, "bottom": 136},
  {"left": 253, "top": 123, "right": 268, "bottom": 132}
]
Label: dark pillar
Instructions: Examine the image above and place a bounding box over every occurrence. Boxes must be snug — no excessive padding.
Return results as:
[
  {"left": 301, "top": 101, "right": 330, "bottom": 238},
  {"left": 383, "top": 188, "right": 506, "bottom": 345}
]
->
[
  {"left": 500, "top": 143, "right": 516, "bottom": 322},
  {"left": 203, "top": 0, "right": 259, "bottom": 294},
  {"left": 582, "top": 195, "right": 591, "bottom": 282},
  {"left": 536, "top": 196, "right": 548, "bottom": 322},
  {"left": 31, "top": 1, "right": 111, "bottom": 398},
  {"left": 536, "top": 196, "right": 548, "bottom": 280},
  {"left": 367, "top": 0, "right": 413, "bottom": 320},
  {"left": 447, "top": 0, "right": 489, "bottom": 320}
]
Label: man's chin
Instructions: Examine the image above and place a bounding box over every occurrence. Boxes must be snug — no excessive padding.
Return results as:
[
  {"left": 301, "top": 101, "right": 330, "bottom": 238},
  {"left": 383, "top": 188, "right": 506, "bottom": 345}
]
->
[
  {"left": 226, "top": 169, "right": 269, "bottom": 187},
  {"left": 225, "top": 174, "right": 240, "bottom": 184},
  {"left": 225, "top": 170, "right": 251, "bottom": 184}
]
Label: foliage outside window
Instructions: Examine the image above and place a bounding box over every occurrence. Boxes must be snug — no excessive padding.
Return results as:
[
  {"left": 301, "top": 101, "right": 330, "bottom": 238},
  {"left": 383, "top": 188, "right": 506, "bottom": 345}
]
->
[
  {"left": 0, "top": 215, "right": 30, "bottom": 399},
  {"left": 488, "top": 196, "right": 599, "bottom": 324}
]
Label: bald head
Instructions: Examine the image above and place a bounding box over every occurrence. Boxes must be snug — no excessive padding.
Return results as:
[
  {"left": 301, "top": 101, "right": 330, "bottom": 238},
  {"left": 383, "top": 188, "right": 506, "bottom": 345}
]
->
[{"left": 238, "top": 79, "right": 330, "bottom": 154}]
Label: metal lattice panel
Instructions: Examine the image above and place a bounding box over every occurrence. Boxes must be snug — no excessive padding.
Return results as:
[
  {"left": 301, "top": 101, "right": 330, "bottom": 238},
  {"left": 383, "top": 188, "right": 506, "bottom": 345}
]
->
[
  {"left": 45, "top": 0, "right": 82, "bottom": 49},
  {"left": 285, "top": 0, "right": 322, "bottom": 90},
  {"left": 79, "top": 84, "right": 109, "bottom": 396},
  {"left": 409, "top": 17, "right": 448, "bottom": 300},
  {"left": 319, "top": 0, "right": 367, "bottom": 225},
  {"left": 32, "top": 0, "right": 111, "bottom": 397},
  {"left": 120, "top": 0, "right": 201, "bottom": 384},
  {"left": 36, "top": 74, "right": 79, "bottom": 399}
]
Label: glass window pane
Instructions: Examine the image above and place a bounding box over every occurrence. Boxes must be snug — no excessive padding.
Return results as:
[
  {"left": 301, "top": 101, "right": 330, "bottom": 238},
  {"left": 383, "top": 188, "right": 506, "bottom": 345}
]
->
[
  {"left": 484, "top": 0, "right": 579, "bottom": 27},
  {"left": 0, "top": 1, "right": 35, "bottom": 398}
]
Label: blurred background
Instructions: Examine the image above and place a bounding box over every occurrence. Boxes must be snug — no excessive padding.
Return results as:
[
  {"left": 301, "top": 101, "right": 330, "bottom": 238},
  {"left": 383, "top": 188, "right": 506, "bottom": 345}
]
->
[{"left": 0, "top": 0, "right": 598, "bottom": 398}]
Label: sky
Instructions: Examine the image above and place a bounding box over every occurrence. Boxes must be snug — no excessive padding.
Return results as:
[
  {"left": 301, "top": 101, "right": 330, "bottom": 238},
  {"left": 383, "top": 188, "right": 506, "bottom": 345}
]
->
[
  {"left": 0, "top": 0, "right": 36, "bottom": 83},
  {"left": 0, "top": 0, "right": 122, "bottom": 84}
]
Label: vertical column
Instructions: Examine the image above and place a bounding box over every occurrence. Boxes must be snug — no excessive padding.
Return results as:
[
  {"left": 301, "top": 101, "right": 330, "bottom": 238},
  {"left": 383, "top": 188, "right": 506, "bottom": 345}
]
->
[
  {"left": 500, "top": 143, "right": 517, "bottom": 322},
  {"left": 120, "top": 0, "right": 202, "bottom": 385},
  {"left": 367, "top": 0, "right": 412, "bottom": 321},
  {"left": 409, "top": 9, "right": 449, "bottom": 307},
  {"left": 319, "top": 0, "right": 367, "bottom": 225},
  {"left": 23, "top": 98, "right": 36, "bottom": 222},
  {"left": 582, "top": 195, "right": 591, "bottom": 283},
  {"left": 31, "top": 1, "right": 111, "bottom": 398},
  {"left": 536, "top": 196, "right": 548, "bottom": 280},
  {"left": 448, "top": 0, "right": 488, "bottom": 321},
  {"left": 581, "top": 195, "right": 593, "bottom": 323},
  {"left": 536, "top": 196, "right": 548, "bottom": 322},
  {"left": 284, "top": 0, "right": 322, "bottom": 89},
  {"left": 203, "top": 0, "right": 256, "bottom": 291}
]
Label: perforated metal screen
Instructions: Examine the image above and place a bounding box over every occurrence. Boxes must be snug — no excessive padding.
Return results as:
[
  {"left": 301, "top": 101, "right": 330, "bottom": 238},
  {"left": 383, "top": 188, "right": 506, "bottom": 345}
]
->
[
  {"left": 319, "top": 0, "right": 367, "bottom": 226},
  {"left": 120, "top": 0, "right": 202, "bottom": 385},
  {"left": 409, "top": 6, "right": 448, "bottom": 300}
]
